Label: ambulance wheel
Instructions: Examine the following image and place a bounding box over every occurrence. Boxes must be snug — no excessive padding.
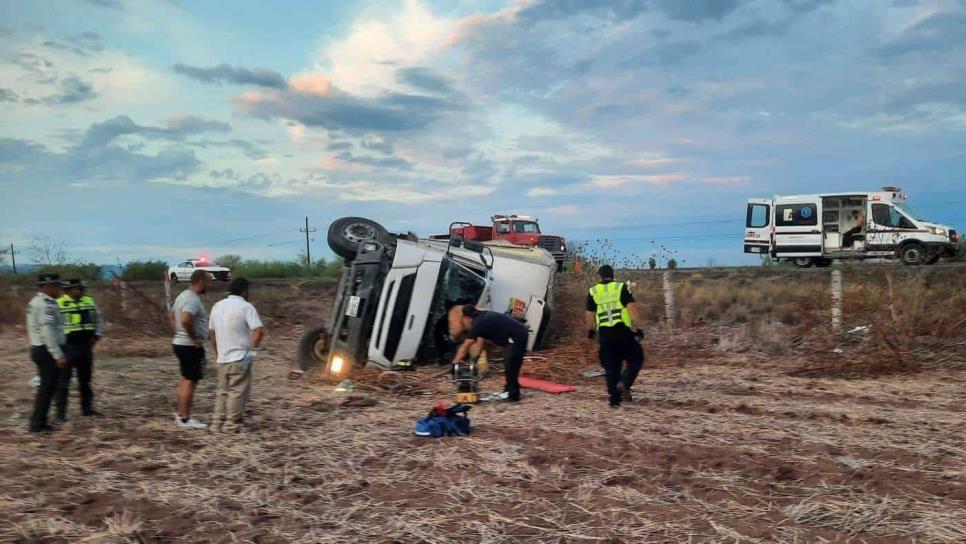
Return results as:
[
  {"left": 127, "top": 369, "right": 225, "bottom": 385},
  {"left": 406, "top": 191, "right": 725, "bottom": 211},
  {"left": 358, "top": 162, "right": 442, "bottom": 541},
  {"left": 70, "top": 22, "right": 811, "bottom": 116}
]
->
[
  {"left": 899, "top": 243, "right": 925, "bottom": 266},
  {"left": 328, "top": 217, "right": 389, "bottom": 261},
  {"left": 297, "top": 325, "right": 331, "bottom": 371},
  {"left": 793, "top": 257, "right": 814, "bottom": 268}
]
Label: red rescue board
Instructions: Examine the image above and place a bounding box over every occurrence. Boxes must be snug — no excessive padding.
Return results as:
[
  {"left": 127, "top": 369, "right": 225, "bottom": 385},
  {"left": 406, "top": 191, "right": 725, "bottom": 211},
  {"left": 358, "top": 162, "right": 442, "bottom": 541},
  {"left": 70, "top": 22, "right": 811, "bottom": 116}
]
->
[{"left": 518, "top": 376, "right": 576, "bottom": 394}]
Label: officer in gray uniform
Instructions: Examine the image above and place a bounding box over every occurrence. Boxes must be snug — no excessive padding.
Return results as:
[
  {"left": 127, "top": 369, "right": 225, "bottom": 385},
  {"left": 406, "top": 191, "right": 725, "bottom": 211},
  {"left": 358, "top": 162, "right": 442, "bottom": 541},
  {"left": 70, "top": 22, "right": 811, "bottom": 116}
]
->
[{"left": 27, "top": 274, "right": 67, "bottom": 433}]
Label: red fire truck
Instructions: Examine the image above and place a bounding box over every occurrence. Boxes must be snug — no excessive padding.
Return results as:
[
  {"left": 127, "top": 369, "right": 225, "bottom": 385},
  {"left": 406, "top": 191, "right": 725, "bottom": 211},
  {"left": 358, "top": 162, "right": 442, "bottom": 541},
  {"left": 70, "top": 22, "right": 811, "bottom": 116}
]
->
[{"left": 434, "top": 214, "right": 568, "bottom": 271}]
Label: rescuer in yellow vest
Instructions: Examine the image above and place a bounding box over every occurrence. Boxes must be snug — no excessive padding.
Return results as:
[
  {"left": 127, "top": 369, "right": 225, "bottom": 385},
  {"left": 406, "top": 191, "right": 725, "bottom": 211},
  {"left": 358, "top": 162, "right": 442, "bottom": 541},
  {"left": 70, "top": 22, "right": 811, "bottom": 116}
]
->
[
  {"left": 55, "top": 279, "right": 102, "bottom": 420},
  {"left": 586, "top": 265, "right": 645, "bottom": 408}
]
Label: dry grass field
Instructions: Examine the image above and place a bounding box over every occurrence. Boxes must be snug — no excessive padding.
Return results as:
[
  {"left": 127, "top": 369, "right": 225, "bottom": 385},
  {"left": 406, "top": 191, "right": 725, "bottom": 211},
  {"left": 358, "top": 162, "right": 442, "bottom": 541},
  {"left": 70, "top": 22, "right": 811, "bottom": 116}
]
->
[{"left": 0, "top": 268, "right": 964, "bottom": 543}]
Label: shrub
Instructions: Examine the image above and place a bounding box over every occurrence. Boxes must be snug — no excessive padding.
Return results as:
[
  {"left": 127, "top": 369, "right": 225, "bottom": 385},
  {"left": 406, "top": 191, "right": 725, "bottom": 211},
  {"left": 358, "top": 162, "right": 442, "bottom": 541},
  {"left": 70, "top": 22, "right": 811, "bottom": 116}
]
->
[{"left": 122, "top": 260, "right": 168, "bottom": 281}]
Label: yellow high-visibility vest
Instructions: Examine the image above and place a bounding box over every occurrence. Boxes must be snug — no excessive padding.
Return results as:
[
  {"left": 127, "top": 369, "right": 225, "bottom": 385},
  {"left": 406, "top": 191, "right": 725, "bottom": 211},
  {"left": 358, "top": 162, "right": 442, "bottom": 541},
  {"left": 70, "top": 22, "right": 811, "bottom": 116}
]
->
[
  {"left": 57, "top": 294, "right": 97, "bottom": 334},
  {"left": 589, "top": 281, "right": 632, "bottom": 330}
]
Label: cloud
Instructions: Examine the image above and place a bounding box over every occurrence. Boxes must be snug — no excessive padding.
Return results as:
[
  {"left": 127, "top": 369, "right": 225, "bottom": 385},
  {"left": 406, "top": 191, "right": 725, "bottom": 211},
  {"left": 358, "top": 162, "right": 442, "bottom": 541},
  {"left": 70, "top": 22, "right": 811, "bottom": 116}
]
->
[
  {"left": 0, "top": 88, "right": 18, "bottom": 103},
  {"left": 23, "top": 76, "right": 97, "bottom": 105},
  {"left": 877, "top": 11, "right": 966, "bottom": 59},
  {"left": 526, "top": 187, "right": 559, "bottom": 197},
  {"left": 396, "top": 67, "right": 456, "bottom": 95},
  {"left": 654, "top": 0, "right": 740, "bottom": 22},
  {"left": 83, "top": 0, "right": 124, "bottom": 10},
  {"left": 172, "top": 63, "right": 288, "bottom": 89},
  {"left": 335, "top": 150, "right": 413, "bottom": 170},
  {"left": 234, "top": 84, "right": 463, "bottom": 133},
  {"left": 0, "top": 136, "right": 201, "bottom": 184},
  {"left": 515, "top": 0, "right": 648, "bottom": 24},
  {"left": 42, "top": 32, "right": 104, "bottom": 56},
  {"left": 78, "top": 114, "right": 232, "bottom": 148}
]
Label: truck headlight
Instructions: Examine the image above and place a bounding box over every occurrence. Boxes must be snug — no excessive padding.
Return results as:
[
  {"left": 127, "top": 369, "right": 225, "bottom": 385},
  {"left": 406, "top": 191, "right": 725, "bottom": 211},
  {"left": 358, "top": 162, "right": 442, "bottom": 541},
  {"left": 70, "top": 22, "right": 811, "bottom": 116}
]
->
[
  {"left": 560, "top": 243, "right": 566, "bottom": 252},
  {"left": 330, "top": 355, "right": 345, "bottom": 374},
  {"left": 930, "top": 227, "right": 946, "bottom": 236}
]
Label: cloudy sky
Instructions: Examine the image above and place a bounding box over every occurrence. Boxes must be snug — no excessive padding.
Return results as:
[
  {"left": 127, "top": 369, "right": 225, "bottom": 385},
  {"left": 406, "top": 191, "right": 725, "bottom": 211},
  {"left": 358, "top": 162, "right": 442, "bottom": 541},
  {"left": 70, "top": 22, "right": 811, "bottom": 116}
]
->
[{"left": 2, "top": 0, "right": 965, "bottom": 267}]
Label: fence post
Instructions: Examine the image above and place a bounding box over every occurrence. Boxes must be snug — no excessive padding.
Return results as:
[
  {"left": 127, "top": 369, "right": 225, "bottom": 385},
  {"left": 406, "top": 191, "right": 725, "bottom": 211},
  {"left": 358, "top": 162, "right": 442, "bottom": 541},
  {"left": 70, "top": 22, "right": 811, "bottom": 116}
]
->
[
  {"left": 663, "top": 270, "right": 676, "bottom": 328},
  {"left": 831, "top": 268, "right": 843, "bottom": 331},
  {"left": 120, "top": 280, "right": 128, "bottom": 315},
  {"left": 164, "top": 273, "right": 172, "bottom": 311}
]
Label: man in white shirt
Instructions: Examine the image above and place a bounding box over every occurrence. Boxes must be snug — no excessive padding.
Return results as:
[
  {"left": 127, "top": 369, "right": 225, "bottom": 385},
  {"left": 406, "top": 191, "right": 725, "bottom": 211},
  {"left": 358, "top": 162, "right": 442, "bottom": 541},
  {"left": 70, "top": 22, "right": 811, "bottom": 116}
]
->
[{"left": 208, "top": 278, "right": 264, "bottom": 433}]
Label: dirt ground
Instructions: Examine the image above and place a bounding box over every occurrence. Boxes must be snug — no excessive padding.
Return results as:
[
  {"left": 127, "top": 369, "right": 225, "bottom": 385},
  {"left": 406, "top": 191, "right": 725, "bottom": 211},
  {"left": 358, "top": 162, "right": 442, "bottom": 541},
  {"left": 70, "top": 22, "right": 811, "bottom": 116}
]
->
[{"left": 1, "top": 278, "right": 965, "bottom": 543}]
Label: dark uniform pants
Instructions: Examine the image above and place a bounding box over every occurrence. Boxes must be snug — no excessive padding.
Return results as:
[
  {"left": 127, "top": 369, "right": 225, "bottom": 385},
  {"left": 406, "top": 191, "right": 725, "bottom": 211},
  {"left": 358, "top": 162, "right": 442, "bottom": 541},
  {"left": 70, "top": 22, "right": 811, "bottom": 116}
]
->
[
  {"left": 56, "top": 342, "right": 94, "bottom": 417},
  {"left": 503, "top": 333, "right": 528, "bottom": 400},
  {"left": 599, "top": 337, "right": 645, "bottom": 405},
  {"left": 30, "top": 346, "right": 60, "bottom": 430}
]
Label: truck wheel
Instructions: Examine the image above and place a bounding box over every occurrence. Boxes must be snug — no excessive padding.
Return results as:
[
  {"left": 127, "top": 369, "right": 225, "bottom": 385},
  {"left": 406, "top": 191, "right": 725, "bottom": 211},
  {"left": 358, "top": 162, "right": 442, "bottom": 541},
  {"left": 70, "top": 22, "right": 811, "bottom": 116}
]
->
[
  {"left": 327, "top": 217, "right": 389, "bottom": 261},
  {"left": 793, "top": 257, "right": 814, "bottom": 268},
  {"left": 900, "top": 243, "right": 925, "bottom": 266},
  {"left": 297, "top": 325, "right": 332, "bottom": 371}
]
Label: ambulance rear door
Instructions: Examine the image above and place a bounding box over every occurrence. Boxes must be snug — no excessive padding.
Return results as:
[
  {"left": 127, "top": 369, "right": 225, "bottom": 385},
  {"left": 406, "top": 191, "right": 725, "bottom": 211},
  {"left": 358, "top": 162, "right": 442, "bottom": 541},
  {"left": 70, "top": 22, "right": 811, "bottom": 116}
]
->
[
  {"left": 773, "top": 197, "right": 823, "bottom": 257},
  {"left": 744, "top": 198, "right": 772, "bottom": 255}
]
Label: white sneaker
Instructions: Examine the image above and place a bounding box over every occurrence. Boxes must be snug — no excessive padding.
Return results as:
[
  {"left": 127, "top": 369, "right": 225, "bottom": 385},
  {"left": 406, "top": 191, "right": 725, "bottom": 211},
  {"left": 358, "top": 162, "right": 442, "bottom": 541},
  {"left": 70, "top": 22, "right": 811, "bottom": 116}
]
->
[{"left": 175, "top": 416, "right": 208, "bottom": 429}]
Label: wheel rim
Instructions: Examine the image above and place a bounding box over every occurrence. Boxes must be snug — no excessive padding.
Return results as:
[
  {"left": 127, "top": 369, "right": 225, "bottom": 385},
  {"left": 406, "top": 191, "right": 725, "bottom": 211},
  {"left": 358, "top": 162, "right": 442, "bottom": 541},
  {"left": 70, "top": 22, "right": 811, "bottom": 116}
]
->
[
  {"left": 794, "top": 258, "right": 811, "bottom": 266},
  {"left": 903, "top": 248, "right": 921, "bottom": 263},
  {"left": 312, "top": 333, "right": 329, "bottom": 362},
  {"left": 343, "top": 223, "right": 376, "bottom": 243}
]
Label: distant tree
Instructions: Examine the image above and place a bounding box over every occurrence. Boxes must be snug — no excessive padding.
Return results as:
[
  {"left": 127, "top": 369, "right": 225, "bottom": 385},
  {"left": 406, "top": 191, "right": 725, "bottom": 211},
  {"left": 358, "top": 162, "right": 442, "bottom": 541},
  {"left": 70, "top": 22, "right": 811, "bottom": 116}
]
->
[
  {"left": 0, "top": 246, "right": 7, "bottom": 265},
  {"left": 667, "top": 258, "right": 677, "bottom": 269},
  {"left": 28, "top": 235, "right": 71, "bottom": 265},
  {"left": 122, "top": 260, "right": 169, "bottom": 281},
  {"left": 648, "top": 256, "right": 657, "bottom": 270},
  {"left": 215, "top": 254, "right": 242, "bottom": 270}
]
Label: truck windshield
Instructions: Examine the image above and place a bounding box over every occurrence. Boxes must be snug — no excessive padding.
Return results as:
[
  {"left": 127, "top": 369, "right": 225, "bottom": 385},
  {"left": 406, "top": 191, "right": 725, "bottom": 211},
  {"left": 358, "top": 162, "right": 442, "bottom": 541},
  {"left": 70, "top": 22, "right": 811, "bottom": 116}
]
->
[
  {"left": 418, "top": 258, "right": 487, "bottom": 362},
  {"left": 513, "top": 221, "right": 540, "bottom": 233},
  {"left": 894, "top": 202, "right": 924, "bottom": 221}
]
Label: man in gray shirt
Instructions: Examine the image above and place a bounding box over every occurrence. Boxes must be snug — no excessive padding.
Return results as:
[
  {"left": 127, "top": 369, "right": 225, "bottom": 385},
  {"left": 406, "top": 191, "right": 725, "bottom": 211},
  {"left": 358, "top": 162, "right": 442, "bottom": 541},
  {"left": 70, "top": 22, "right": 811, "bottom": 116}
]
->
[
  {"left": 170, "top": 269, "right": 211, "bottom": 429},
  {"left": 27, "top": 274, "right": 67, "bottom": 433}
]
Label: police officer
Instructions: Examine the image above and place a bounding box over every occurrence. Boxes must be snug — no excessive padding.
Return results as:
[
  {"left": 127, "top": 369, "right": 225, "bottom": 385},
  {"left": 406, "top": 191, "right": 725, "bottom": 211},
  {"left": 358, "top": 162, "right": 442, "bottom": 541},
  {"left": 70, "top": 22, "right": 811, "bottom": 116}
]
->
[
  {"left": 586, "top": 265, "right": 645, "bottom": 408},
  {"left": 55, "top": 279, "right": 102, "bottom": 420},
  {"left": 27, "top": 274, "right": 67, "bottom": 432},
  {"left": 452, "top": 305, "right": 529, "bottom": 402}
]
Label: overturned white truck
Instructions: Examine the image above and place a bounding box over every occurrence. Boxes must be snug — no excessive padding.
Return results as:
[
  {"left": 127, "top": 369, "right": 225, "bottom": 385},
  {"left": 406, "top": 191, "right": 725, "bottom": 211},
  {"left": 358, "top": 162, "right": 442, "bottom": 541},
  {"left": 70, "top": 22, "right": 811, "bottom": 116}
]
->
[{"left": 297, "top": 217, "right": 556, "bottom": 378}]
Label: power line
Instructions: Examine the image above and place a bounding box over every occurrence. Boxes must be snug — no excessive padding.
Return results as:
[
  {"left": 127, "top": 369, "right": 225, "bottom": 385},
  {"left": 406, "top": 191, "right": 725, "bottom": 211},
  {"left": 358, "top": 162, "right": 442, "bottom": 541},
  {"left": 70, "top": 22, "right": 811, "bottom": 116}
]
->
[
  {"left": 572, "top": 232, "right": 739, "bottom": 243},
  {"left": 565, "top": 218, "right": 741, "bottom": 232},
  {"left": 265, "top": 240, "right": 304, "bottom": 248},
  {"left": 210, "top": 228, "right": 296, "bottom": 246}
]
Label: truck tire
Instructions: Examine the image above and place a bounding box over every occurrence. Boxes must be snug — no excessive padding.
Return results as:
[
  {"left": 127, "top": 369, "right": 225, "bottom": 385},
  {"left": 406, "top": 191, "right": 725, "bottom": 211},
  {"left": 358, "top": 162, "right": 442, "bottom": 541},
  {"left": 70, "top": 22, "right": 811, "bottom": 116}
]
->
[
  {"left": 297, "top": 325, "right": 332, "bottom": 371},
  {"left": 327, "top": 217, "right": 389, "bottom": 261},
  {"left": 793, "top": 257, "right": 814, "bottom": 268},
  {"left": 899, "top": 243, "right": 925, "bottom": 266}
]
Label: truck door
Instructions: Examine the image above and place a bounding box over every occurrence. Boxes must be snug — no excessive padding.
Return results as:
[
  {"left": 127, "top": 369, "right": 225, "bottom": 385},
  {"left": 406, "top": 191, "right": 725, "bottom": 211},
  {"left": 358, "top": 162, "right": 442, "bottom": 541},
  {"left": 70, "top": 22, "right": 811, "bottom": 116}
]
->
[
  {"left": 744, "top": 199, "right": 772, "bottom": 254},
  {"left": 369, "top": 262, "right": 441, "bottom": 367},
  {"left": 774, "top": 200, "right": 823, "bottom": 257},
  {"left": 523, "top": 296, "right": 546, "bottom": 351}
]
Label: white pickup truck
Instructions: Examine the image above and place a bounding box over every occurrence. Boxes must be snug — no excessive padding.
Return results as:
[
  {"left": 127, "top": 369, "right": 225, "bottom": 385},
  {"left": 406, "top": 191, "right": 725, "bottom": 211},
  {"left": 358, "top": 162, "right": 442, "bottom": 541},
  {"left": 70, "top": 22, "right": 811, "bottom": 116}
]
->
[
  {"left": 297, "top": 217, "right": 557, "bottom": 377},
  {"left": 167, "top": 258, "right": 232, "bottom": 283}
]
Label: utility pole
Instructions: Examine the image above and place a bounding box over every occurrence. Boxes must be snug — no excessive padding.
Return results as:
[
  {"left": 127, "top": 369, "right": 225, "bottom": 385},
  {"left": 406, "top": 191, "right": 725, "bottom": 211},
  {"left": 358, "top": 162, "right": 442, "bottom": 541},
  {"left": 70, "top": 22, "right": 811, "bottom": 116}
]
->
[
  {"left": 10, "top": 243, "right": 16, "bottom": 274},
  {"left": 300, "top": 217, "right": 316, "bottom": 268}
]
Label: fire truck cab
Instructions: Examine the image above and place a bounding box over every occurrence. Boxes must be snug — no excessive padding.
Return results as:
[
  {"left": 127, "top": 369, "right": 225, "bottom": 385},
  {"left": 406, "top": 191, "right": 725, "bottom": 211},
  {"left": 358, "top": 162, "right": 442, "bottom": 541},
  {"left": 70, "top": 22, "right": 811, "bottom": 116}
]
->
[{"left": 745, "top": 187, "right": 959, "bottom": 266}]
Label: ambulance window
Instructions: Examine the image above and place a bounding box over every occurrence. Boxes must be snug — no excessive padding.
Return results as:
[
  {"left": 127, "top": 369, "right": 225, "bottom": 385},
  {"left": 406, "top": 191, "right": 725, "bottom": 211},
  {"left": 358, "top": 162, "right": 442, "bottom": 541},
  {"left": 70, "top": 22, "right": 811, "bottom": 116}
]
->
[
  {"left": 872, "top": 204, "right": 916, "bottom": 229},
  {"left": 747, "top": 204, "right": 769, "bottom": 228},
  {"left": 775, "top": 204, "right": 817, "bottom": 226}
]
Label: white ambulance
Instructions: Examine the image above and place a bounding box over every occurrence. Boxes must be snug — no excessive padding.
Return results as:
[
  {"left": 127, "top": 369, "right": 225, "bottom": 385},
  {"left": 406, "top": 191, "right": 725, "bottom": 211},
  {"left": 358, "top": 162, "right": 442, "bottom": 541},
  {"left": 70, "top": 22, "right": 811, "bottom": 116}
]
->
[{"left": 744, "top": 187, "right": 959, "bottom": 267}]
